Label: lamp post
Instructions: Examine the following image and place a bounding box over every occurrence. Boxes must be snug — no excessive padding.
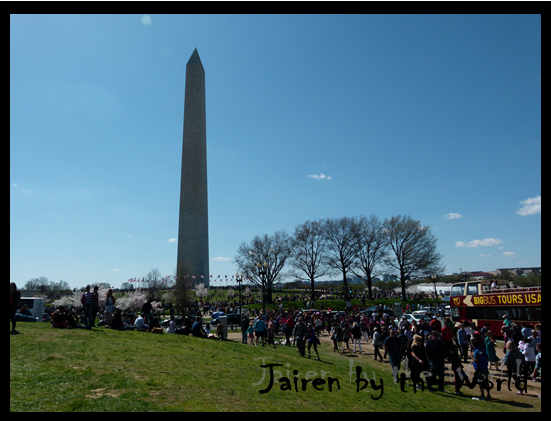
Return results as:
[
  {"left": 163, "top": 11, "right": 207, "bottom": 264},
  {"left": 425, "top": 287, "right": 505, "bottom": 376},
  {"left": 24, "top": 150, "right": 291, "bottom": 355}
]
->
[
  {"left": 236, "top": 273, "right": 244, "bottom": 315},
  {"left": 256, "top": 261, "right": 268, "bottom": 313},
  {"left": 431, "top": 274, "right": 440, "bottom": 315},
  {"left": 431, "top": 275, "right": 438, "bottom": 298}
]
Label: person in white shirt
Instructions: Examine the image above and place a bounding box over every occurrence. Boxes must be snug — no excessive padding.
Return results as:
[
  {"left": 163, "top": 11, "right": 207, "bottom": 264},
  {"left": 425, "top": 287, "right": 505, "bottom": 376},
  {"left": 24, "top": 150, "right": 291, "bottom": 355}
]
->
[
  {"left": 134, "top": 313, "right": 146, "bottom": 330},
  {"left": 166, "top": 315, "right": 177, "bottom": 333}
]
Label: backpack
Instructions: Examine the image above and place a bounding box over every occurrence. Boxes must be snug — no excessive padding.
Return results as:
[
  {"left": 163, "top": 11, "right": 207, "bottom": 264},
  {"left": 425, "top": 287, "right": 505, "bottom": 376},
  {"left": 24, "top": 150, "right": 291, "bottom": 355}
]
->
[{"left": 254, "top": 320, "right": 265, "bottom": 332}]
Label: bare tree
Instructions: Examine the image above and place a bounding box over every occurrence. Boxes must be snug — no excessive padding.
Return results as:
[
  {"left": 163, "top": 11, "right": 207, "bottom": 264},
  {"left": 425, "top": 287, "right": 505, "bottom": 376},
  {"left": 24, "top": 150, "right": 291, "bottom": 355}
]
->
[
  {"left": 289, "top": 219, "right": 330, "bottom": 302},
  {"left": 23, "top": 276, "right": 50, "bottom": 293},
  {"left": 167, "top": 262, "right": 193, "bottom": 312},
  {"left": 146, "top": 268, "right": 168, "bottom": 301},
  {"left": 382, "top": 215, "right": 445, "bottom": 300},
  {"left": 351, "top": 215, "right": 387, "bottom": 300},
  {"left": 234, "top": 230, "right": 293, "bottom": 307},
  {"left": 323, "top": 216, "right": 361, "bottom": 301}
]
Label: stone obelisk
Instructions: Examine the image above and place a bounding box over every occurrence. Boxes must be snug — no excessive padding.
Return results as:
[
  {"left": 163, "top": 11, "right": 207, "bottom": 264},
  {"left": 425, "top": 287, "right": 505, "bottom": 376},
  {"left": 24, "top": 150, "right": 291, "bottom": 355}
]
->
[{"left": 177, "top": 48, "right": 209, "bottom": 286}]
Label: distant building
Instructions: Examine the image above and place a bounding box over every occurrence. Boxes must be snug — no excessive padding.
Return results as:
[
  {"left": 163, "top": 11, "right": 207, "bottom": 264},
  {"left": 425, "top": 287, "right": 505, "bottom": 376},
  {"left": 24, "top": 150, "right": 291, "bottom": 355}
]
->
[
  {"left": 469, "top": 271, "right": 494, "bottom": 280},
  {"left": 382, "top": 273, "right": 398, "bottom": 282},
  {"left": 496, "top": 267, "right": 541, "bottom": 277}
]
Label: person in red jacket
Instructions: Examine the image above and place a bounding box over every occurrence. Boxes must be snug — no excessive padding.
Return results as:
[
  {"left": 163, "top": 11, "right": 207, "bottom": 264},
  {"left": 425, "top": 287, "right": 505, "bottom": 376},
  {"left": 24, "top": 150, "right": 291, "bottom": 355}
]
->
[
  {"left": 430, "top": 315, "right": 442, "bottom": 332},
  {"left": 441, "top": 322, "right": 454, "bottom": 359}
]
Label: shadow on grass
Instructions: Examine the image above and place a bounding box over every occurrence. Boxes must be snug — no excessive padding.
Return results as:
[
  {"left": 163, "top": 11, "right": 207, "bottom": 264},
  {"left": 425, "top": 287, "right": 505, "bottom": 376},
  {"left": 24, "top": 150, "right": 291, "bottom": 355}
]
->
[{"left": 435, "top": 390, "right": 538, "bottom": 409}]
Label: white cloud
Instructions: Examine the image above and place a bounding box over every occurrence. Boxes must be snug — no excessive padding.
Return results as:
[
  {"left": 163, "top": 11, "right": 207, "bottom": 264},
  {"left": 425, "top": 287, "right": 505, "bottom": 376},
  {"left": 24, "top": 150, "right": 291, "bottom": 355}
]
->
[
  {"left": 211, "top": 257, "right": 231, "bottom": 262},
  {"left": 503, "top": 251, "right": 517, "bottom": 258},
  {"left": 455, "top": 238, "right": 503, "bottom": 248},
  {"left": 168, "top": 238, "right": 177, "bottom": 243},
  {"left": 517, "top": 195, "right": 541, "bottom": 216},
  {"left": 12, "top": 183, "right": 31, "bottom": 193},
  {"left": 444, "top": 213, "right": 463, "bottom": 220},
  {"left": 113, "top": 269, "right": 120, "bottom": 272},
  {"left": 307, "top": 173, "right": 332, "bottom": 180},
  {"left": 480, "top": 254, "right": 492, "bottom": 257},
  {"left": 141, "top": 15, "right": 152, "bottom": 26}
]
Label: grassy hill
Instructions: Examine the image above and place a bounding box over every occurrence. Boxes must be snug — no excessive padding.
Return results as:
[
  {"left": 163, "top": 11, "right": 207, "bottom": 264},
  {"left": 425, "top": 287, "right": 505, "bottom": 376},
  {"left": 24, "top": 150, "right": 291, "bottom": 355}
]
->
[{"left": 10, "top": 323, "right": 540, "bottom": 412}]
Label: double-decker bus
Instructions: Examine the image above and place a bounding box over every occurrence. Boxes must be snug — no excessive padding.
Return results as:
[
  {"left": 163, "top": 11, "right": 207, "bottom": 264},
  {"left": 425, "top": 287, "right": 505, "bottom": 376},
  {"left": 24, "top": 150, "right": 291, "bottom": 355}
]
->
[{"left": 449, "top": 279, "right": 541, "bottom": 337}]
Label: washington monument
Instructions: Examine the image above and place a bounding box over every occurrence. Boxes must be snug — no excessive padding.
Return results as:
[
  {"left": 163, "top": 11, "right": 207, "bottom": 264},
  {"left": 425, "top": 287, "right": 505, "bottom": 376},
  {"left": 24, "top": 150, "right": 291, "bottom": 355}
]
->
[{"left": 177, "top": 48, "right": 209, "bottom": 285}]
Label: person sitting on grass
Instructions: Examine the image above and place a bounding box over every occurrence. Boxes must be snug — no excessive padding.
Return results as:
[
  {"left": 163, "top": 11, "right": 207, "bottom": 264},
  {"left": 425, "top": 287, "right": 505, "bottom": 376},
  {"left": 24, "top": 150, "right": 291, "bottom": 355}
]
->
[
  {"left": 133, "top": 312, "right": 148, "bottom": 331},
  {"left": 166, "top": 315, "right": 177, "bottom": 334},
  {"left": 148, "top": 311, "right": 161, "bottom": 330},
  {"left": 66, "top": 310, "right": 83, "bottom": 329},
  {"left": 51, "top": 307, "right": 68, "bottom": 329},
  {"left": 191, "top": 316, "right": 208, "bottom": 338}
]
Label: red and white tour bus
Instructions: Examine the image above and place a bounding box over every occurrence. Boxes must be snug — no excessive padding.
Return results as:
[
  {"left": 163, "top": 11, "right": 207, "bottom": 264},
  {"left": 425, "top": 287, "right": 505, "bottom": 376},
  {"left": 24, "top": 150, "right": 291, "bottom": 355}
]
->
[{"left": 449, "top": 279, "right": 541, "bottom": 337}]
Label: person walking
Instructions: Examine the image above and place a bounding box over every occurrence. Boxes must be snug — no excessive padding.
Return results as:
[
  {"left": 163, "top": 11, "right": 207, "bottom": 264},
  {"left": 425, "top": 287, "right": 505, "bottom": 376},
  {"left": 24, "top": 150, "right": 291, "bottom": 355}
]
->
[
  {"left": 502, "top": 339, "right": 524, "bottom": 393},
  {"left": 10, "top": 283, "right": 21, "bottom": 334},
  {"left": 240, "top": 314, "right": 249, "bottom": 344},
  {"left": 411, "top": 334, "right": 428, "bottom": 390},
  {"left": 457, "top": 323, "right": 470, "bottom": 364},
  {"left": 383, "top": 328, "right": 402, "bottom": 382},
  {"left": 253, "top": 317, "right": 267, "bottom": 347},
  {"left": 352, "top": 322, "right": 362, "bottom": 354},
  {"left": 426, "top": 331, "right": 446, "bottom": 391},
  {"left": 306, "top": 324, "right": 320, "bottom": 360},
  {"left": 471, "top": 338, "right": 491, "bottom": 401},
  {"left": 372, "top": 327, "right": 384, "bottom": 362},
  {"left": 485, "top": 331, "right": 500, "bottom": 370},
  {"left": 293, "top": 317, "right": 307, "bottom": 357}
]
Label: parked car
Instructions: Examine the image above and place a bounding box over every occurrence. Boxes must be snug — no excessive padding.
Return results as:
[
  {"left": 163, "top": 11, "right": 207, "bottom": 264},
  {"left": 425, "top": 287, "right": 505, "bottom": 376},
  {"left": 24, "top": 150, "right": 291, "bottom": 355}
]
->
[
  {"left": 211, "top": 310, "right": 224, "bottom": 318},
  {"left": 19, "top": 297, "right": 45, "bottom": 318},
  {"left": 412, "top": 306, "right": 437, "bottom": 317},
  {"left": 211, "top": 313, "right": 241, "bottom": 326},
  {"left": 402, "top": 313, "right": 425, "bottom": 324},
  {"left": 161, "top": 314, "right": 197, "bottom": 328}
]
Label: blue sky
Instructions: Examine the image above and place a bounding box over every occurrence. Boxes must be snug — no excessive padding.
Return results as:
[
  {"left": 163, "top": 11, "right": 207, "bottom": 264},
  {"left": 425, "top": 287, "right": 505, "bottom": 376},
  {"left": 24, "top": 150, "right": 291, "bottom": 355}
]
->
[{"left": 10, "top": 14, "right": 541, "bottom": 290}]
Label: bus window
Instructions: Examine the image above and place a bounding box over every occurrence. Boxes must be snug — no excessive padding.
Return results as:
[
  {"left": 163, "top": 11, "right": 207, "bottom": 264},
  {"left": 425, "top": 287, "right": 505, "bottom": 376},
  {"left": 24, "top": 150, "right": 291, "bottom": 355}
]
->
[
  {"left": 483, "top": 307, "right": 496, "bottom": 319},
  {"left": 510, "top": 307, "right": 530, "bottom": 320},
  {"left": 466, "top": 307, "right": 485, "bottom": 319},
  {"left": 527, "top": 307, "right": 541, "bottom": 322},
  {"left": 467, "top": 283, "right": 479, "bottom": 295},
  {"left": 495, "top": 309, "right": 510, "bottom": 320},
  {"left": 451, "top": 284, "right": 465, "bottom": 297}
]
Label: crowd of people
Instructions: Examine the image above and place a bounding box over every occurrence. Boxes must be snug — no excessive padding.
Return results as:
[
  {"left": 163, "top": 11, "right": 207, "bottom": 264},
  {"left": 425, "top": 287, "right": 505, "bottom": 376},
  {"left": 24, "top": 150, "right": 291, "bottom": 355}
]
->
[
  {"left": 10, "top": 281, "right": 541, "bottom": 400},
  {"left": 236, "top": 307, "right": 541, "bottom": 400}
]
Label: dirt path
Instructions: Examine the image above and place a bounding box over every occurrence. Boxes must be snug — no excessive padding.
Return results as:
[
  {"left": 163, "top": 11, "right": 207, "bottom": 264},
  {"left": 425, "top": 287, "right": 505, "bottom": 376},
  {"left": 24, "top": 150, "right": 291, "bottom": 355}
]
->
[{"left": 226, "top": 330, "right": 540, "bottom": 404}]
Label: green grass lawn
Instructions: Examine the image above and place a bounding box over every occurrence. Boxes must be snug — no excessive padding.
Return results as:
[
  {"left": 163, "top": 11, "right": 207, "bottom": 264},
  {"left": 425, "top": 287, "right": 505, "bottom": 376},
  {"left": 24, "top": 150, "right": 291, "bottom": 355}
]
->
[{"left": 10, "top": 323, "right": 541, "bottom": 412}]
